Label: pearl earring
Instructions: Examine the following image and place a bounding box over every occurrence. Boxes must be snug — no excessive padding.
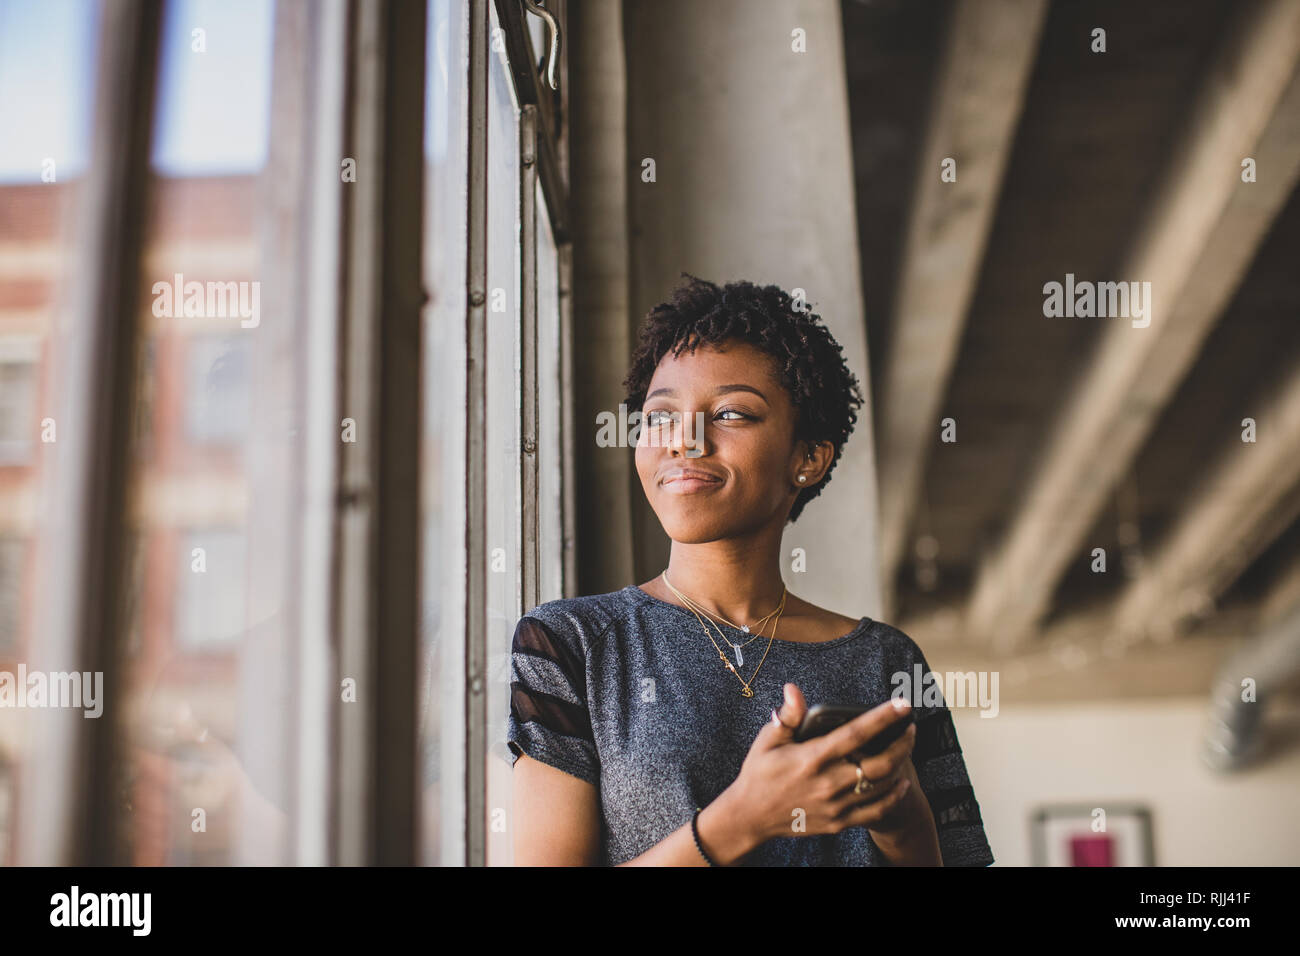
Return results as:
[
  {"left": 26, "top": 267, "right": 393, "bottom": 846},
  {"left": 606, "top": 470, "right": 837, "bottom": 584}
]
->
[{"left": 797, "top": 475, "right": 807, "bottom": 483}]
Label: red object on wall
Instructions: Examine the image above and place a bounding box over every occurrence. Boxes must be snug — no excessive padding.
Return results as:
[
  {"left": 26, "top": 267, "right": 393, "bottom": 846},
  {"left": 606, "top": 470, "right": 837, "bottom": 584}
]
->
[{"left": 1070, "top": 834, "right": 1115, "bottom": 866}]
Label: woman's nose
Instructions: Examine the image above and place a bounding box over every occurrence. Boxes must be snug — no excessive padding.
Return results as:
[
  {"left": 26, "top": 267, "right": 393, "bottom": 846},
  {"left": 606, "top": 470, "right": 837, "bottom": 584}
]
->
[{"left": 669, "top": 410, "right": 707, "bottom": 458}]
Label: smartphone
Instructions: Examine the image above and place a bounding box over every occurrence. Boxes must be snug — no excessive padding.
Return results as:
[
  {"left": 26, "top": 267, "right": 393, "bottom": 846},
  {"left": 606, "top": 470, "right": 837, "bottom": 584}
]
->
[{"left": 793, "top": 701, "right": 915, "bottom": 755}]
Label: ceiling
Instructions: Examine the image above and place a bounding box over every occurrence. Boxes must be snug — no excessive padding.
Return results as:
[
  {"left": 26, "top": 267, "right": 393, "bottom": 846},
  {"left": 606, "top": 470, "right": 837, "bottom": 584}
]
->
[{"left": 841, "top": 0, "right": 1300, "bottom": 679}]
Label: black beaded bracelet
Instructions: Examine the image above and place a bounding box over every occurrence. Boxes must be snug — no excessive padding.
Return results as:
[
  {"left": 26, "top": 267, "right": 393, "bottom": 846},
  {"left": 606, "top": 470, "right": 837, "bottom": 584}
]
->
[{"left": 691, "top": 807, "right": 717, "bottom": 866}]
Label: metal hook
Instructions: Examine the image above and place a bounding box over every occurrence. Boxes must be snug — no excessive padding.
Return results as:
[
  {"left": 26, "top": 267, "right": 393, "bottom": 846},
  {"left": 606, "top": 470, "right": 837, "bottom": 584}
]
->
[{"left": 521, "top": 0, "right": 561, "bottom": 92}]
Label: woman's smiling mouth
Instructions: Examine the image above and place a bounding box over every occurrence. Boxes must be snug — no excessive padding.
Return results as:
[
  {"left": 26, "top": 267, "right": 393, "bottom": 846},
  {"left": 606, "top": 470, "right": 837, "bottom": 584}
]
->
[{"left": 661, "top": 467, "right": 725, "bottom": 494}]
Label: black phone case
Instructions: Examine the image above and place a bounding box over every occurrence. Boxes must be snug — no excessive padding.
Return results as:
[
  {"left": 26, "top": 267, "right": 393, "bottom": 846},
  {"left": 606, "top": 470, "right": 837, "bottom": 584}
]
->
[{"left": 793, "top": 703, "right": 915, "bottom": 754}]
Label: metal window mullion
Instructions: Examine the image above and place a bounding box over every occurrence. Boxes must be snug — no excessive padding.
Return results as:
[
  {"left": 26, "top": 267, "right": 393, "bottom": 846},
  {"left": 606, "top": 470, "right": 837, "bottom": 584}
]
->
[
  {"left": 371, "top": 0, "right": 425, "bottom": 864},
  {"left": 502, "top": 0, "right": 568, "bottom": 601},
  {"left": 493, "top": 0, "right": 555, "bottom": 140},
  {"left": 493, "top": 0, "right": 568, "bottom": 242},
  {"left": 520, "top": 105, "right": 540, "bottom": 616},
  {"left": 465, "top": 0, "right": 490, "bottom": 869},
  {"left": 335, "top": 0, "right": 426, "bottom": 866},
  {"left": 534, "top": 113, "right": 568, "bottom": 242},
  {"left": 558, "top": 241, "right": 576, "bottom": 597},
  {"left": 246, "top": 0, "right": 312, "bottom": 866},
  {"left": 284, "top": 0, "right": 348, "bottom": 866},
  {"left": 555, "top": 0, "right": 569, "bottom": 195},
  {"left": 17, "top": 0, "right": 163, "bottom": 866},
  {"left": 335, "top": 0, "right": 380, "bottom": 868},
  {"left": 549, "top": 0, "right": 574, "bottom": 597}
]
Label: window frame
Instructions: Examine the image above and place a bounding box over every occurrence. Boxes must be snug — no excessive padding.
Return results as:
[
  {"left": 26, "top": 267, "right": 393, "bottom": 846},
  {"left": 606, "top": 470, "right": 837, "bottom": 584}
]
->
[
  {"left": 466, "top": 0, "right": 571, "bottom": 866},
  {"left": 18, "top": 0, "right": 163, "bottom": 867},
  {"left": 17, "top": 0, "right": 572, "bottom": 869}
]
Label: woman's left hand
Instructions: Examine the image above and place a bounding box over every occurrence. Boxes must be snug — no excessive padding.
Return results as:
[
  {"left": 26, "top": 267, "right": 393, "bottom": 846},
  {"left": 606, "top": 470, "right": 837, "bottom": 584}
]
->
[{"left": 838, "top": 725, "right": 942, "bottom": 863}]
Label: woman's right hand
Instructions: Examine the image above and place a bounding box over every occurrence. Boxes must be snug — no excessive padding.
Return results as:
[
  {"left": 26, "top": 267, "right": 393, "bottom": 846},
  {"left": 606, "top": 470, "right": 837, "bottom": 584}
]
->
[{"left": 718, "top": 683, "right": 918, "bottom": 849}]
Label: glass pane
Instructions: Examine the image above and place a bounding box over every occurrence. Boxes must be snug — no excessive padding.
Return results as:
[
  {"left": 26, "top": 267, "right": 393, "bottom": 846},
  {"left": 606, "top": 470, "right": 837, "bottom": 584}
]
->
[
  {"left": 526, "top": 13, "right": 546, "bottom": 71},
  {"left": 0, "top": 0, "right": 101, "bottom": 866},
  {"left": 182, "top": 334, "right": 250, "bottom": 445},
  {"left": 485, "top": 0, "right": 521, "bottom": 868},
  {"left": 537, "top": 179, "right": 562, "bottom": 604},
  {"left": 118, "top": 0, "right": 284, "bottom": 865},
  {"left": 419, "top": 0, "right": 469, "bottom": 866}
]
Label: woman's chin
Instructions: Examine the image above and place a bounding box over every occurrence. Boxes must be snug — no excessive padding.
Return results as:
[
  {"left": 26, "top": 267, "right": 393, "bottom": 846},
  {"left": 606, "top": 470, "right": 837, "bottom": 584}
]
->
[{"left": 658, "top": 516, "right": 732, "bottom": 545}]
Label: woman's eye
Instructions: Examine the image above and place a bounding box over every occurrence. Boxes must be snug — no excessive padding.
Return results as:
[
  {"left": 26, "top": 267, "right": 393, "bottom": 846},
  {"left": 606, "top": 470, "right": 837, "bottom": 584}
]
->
[
  {"left": 644, "top": 408, "right": 749, "bottom": 426},
  {"left": 644, "top": 409, "right": 674, "bottom": 427}
]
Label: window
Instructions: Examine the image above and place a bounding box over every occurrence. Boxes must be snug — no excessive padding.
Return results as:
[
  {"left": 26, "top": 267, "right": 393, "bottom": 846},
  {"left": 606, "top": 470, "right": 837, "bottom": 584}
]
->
[
  {"left": 0, "top": 345, "right": 38, "bottom": 465},
  {"left": 0, "top": 760, "right": 11, "bottom": 866},
  {"left": 174, "top": 529, "right": 246, "bottom": 651},
  {"left": 122, "top": 531, "right": 146, "bottom": 659},
  {"left": 0, "top": 340, "right": 39, "bottom": 464},
  {"left": 5, "top": 0, "right": 570, "bottom": 867},
  {"left": 183, "top": 334, "right": 250, "bottom": 446},
  {"left": 484, "top": 0, "right": 524, "bottom": 868},
  {"left": 118, "top": 0, "right": 285, "bottom": 865},
  {"left": 421, "top": 0, "right": 571, "bottom": 866},
  {"left": 0, "top": 536, "right": 23, "bottom": 655},
  {"left": 537, "top": 180, "right": 564, "bottom": 605},
  {"left": 419, "top": 0, "right": 470, "bottom": 866},
  {"left": 132, "top": 339, "right": 157, "bottom": 456},
  {"left": 0, "top": 0, "right": 100, "bottom": 867}
]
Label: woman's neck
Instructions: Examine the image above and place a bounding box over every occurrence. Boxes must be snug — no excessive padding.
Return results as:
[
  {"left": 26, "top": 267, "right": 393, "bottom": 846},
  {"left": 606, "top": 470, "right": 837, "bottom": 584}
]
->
[{"left": 662, "top": 539, "right": 787, "bottom": 623}]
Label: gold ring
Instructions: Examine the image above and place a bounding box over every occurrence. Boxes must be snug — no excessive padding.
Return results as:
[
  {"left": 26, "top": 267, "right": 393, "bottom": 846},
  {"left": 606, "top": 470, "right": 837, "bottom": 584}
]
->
[{"left": 852, "top": 762, "right": 874, "bottom": 795}]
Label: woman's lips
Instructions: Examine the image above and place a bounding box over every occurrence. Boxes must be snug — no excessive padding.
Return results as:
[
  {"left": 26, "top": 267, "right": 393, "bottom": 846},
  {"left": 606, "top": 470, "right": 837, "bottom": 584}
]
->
[{"left": 662, "top": 473, "right": 723, "bottom": 494}]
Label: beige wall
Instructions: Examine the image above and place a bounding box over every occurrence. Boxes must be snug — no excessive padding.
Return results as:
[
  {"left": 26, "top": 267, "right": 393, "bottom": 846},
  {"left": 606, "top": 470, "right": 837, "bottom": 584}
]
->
[{"left": 955, "top": 698, "right": 1300, "bottom": 866}]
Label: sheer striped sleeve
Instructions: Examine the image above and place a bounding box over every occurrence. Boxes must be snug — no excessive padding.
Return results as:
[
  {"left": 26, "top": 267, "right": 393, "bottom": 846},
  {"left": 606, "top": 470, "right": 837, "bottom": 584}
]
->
[
  {"left": 507, "top": 615, "right": 600, "bottom": 787},
  {"left": 907, "top": 644, "right": 995, "bottom": 867}
]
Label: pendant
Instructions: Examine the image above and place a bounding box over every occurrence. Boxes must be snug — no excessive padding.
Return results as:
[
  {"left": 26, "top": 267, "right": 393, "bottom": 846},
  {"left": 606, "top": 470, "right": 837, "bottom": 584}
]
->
[
  {"left": 732, "top": 643, "right": 744, "bottom": 667},
  {"left": 740, "top": 686, "right": 754, "bottom": 698},
  {"left": 740, "top": 624, "right": 749, "bottom": 633}
]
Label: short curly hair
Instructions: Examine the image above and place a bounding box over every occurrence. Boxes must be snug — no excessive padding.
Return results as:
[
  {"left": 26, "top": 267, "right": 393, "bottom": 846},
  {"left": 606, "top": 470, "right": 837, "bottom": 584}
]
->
[{"left": 623, "top": 273, "right": 864, "bottom": 523}]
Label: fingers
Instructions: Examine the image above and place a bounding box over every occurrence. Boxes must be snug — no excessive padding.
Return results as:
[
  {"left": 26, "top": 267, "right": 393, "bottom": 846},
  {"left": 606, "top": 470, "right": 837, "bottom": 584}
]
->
[
  {"left": 834, "top": 774, "right": 912, "bottom": 829},
  {"left": 781, "top": 683, "right": 807, "bottom": 727},
  {"left": 754, "top": 683, "right": 807, "bottom": 751},
  {"left": 830, "top": 758, "right": 905, "bottom": 807},
  {"left": 172, "top": 699, "right": 210, "bottom": 743},
  {"left": 811, "top": 697, "right": 912, "bottom": 765},
  {"left": 848, "top": 721, "right": 916, "bottom": 781}
]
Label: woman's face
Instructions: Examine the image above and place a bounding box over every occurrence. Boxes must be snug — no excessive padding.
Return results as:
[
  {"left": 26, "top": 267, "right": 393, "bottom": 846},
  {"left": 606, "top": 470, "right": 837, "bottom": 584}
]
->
[{"left": 635, "top": 338, "right": 815, "bottom": 543}]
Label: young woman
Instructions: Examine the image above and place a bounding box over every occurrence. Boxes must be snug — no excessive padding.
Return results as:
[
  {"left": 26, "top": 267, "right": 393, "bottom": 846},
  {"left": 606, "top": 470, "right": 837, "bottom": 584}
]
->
[{"left": 508, "top": 275, "right": 994, "bottom": 866}]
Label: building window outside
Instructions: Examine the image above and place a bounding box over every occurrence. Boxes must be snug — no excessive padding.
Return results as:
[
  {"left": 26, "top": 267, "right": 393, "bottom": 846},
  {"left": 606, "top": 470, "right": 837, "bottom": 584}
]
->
[
  {"left": 0, "top": 536, "right": 23, "bottom": 655},
  {"left": 0, "top": 344, "right": 39, "bottom": 465},
  {"left": 184, "top": 334, "right": 250, "bottom": 447},
  {"left": 174, "top": 529, "right": 246, "bottom": 651}
]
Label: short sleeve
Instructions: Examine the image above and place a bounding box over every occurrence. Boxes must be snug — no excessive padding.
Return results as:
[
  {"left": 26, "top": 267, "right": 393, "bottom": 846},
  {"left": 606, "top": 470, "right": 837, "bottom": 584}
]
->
[
  {"left": 907, "top": 645, "right": 995, "bottom": 867},
  {"left": 507, "top": 615, "right": 600, "bottom": 787}
]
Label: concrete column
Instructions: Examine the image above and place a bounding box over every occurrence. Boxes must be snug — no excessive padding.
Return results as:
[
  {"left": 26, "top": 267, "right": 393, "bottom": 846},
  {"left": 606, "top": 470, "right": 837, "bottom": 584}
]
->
[
  {"left": 623, "top": 0, "right": 882, "bottom": 618},
  {"left": 569, "top": 0, "right": 636, "bottom": 596}
]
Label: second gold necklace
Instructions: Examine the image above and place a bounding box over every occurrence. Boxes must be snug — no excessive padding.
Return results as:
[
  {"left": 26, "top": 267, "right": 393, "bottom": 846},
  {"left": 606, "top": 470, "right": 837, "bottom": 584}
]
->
[{"left": 662, "top": 570, "right": 787, "bottom": 698}]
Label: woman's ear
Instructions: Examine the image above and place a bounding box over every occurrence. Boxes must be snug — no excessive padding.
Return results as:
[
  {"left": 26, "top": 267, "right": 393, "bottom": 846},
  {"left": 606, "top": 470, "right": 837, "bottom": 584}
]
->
[{"left": 793, "top": 440, "right": 834, "bottom": 488}]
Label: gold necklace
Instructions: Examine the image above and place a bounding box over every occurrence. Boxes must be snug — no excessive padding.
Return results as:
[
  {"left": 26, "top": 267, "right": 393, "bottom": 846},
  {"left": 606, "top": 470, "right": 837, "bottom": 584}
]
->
[
  {"left": 660, "top": 570, "right": 785, "bottom": 663},
  {"left": 719, "top": 617, "right": 772, "bottom": 660},
  {"left": 668, "top": 584, "right": 775, "bottom": 665},
  {"left": 676, "top": 586, "right": 784, "bottom": 636},
  {"left": 661, "top": 571, "right": 786, "bottom": 698}
]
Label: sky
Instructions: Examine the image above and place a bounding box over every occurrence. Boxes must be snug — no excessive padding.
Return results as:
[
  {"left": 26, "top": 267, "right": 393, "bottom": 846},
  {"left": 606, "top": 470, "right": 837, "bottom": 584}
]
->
[
  {"left": 0, "top": 0, "right": 274, "bottom": 183},
  {"left": 0, "top": 0, "right": 461, "bottom": 183}
]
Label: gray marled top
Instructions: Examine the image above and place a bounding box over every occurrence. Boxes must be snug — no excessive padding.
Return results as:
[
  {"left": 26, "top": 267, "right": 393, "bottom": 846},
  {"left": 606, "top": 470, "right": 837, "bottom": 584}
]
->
[{"left": 507, "top": 584, "right": 994, "bottom": 866}]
